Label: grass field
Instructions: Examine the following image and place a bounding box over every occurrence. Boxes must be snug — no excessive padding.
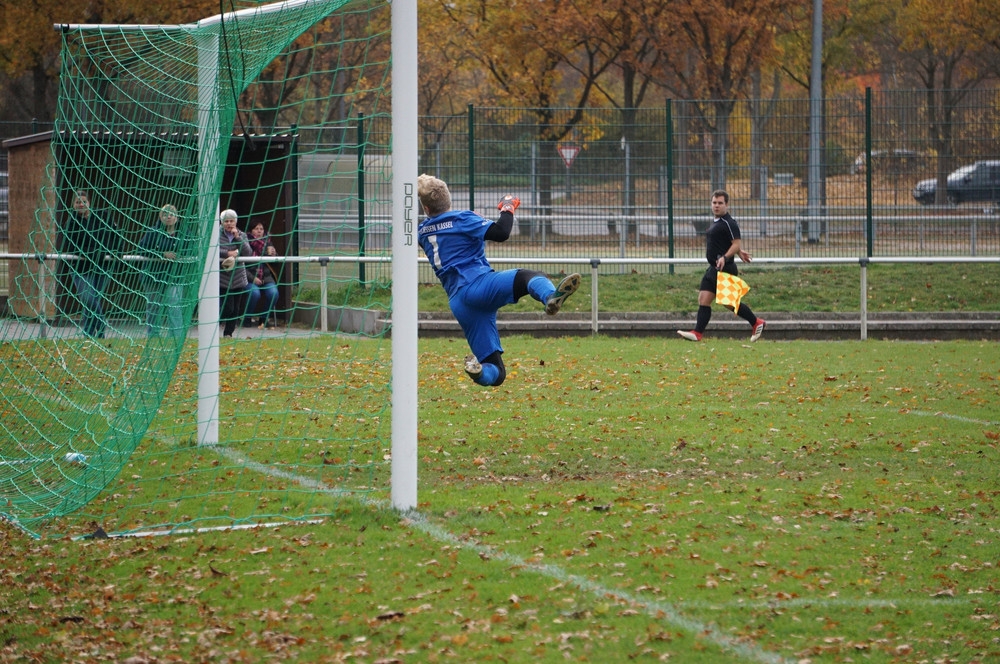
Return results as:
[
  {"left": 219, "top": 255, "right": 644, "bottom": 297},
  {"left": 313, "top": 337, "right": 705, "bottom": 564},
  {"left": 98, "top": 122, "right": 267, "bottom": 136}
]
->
[
  {"left": 2, "top": 335, "right": 998, "bottom": 663},
  {"left": 309, "top": 262, "right": 1000, "bottom": 316}
]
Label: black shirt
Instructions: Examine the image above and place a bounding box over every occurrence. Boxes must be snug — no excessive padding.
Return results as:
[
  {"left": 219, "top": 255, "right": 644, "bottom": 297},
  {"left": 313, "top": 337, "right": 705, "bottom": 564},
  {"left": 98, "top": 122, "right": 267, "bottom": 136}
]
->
[{"left": 705, "top": 212, "right": 741, "bottom": 267}]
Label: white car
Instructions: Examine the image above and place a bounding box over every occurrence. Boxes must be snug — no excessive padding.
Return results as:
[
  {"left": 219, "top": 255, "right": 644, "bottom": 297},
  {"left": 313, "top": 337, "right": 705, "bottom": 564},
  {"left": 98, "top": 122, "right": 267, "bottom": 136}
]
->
[{"left": 851, "top": 149, "right": 924, "bottom": 175}]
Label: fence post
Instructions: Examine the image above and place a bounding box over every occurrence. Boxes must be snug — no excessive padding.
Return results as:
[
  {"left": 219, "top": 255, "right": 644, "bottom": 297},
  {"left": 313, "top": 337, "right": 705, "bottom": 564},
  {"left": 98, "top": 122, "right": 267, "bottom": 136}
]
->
[
  {"left": 467, "top": 104, "right": 475, "bottom": 212},
  {"left": 36, "top": 254, "right": 48, "bottom": 338},
  {"left": 618, "top": 216, "right": 626, "bottom": 273},
  {"left": 319, "top": 257, "right": 329, "bottom": 333},
  {"left": 357, "top": 114, "right": 366, "bottom": 282},
  {"left": 865, "top": 88, "right": 874, "bottom": 257},
  {"left": 621, "top": 136, "right": 635, "bottom": 247},
  {"left": 530, "top": 141, "right": 538, "bottom": 242},
  {"left": 759, "top": 165, "right": 768, "bottom": 236},
  {"left": 590, "top": 258, "right": 600, "bottom": 335},
  {"left": 859, "top": 257, "right": 868, "bottom": 341},
  {"left": 666, "top": 100, "right": 675, "bottom": 274}
]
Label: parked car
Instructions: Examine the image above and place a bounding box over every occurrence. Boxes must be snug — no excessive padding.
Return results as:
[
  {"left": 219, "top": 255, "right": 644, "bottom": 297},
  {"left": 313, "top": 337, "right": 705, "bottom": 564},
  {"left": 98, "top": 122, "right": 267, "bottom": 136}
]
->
[
  {"left": 851, "top": 149, "right": 925, "bottom": 175},
  {"left": 912, "top": 160, "right": 1000, "bottom": 205}
]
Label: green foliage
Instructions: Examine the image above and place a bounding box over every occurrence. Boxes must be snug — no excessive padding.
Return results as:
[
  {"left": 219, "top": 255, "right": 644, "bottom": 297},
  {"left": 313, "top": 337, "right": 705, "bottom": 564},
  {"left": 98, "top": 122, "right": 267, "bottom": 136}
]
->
[{"left": 3, "top": 337, "right": 997, "bottom": 662}]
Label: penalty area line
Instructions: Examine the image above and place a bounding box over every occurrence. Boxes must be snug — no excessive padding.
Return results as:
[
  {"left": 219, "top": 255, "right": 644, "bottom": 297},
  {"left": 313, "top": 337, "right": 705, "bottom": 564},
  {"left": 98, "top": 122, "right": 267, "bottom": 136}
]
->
[
  {"left": 905, "top": 410, "right": 998, "bottom": 427},
  {"left": 213, "top": 447, "right": 793, "bottom": 664},
  {"left": 214, "top": 446, "right": 976, "bottom": 661}
]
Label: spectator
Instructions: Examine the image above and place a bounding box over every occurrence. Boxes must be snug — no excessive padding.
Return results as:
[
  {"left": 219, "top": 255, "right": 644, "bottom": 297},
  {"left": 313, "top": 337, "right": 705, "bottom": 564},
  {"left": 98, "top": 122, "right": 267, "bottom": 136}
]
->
[
  {"left": 678, "top": 189, "right": 765, "bottom": 342},
  {"left": 137, "top": 204, "right": 186, "bottom": 338},
  {"left": 416, "top": 174, "right": 581, "bottom": 387},
  {"left": 218, "top": 208, "right": 252, "bottom": 338},
  {"left": 61, "top": 190, "right": 121, "bottom": 339},
  {"left": 244, "top": 219, "right": 279, "bottom": 328}
]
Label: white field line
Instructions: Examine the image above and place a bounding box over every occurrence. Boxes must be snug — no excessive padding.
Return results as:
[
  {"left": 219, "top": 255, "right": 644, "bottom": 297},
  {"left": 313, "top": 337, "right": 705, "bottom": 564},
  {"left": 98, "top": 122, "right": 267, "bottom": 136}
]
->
[
  {"left": 106, "top": 519, "right": 327, "bottom": 538},
  {"left": 403, "top": 511, "right": 792, "bottom": 664},
  {"left": 905, "top": 410, "right": 998, "bottom": 427},
  {"left": 666, "top": 595, "right": 973, "bottom": 611},
  {"left": 215, "top": 447, "right": 793, "bottom": 664},
  {"left": 99, "top": 441, "right": 977, "bottom": 664}
]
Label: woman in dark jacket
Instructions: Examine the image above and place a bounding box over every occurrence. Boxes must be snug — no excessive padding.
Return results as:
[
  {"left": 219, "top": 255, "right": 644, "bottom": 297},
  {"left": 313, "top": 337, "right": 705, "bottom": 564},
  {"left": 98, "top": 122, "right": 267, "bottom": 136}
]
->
[
  {"left": 245, "top": 219, "right": 279, "bottom": 328},
  {"left": 137, "top": 204, "right": 185, "bottom": 338},
  {"left": 218, "top": 208, "right": 253, "bottom": 338},
  {"left": 61, "top": 190, "right": 122, "bottom": 339}
]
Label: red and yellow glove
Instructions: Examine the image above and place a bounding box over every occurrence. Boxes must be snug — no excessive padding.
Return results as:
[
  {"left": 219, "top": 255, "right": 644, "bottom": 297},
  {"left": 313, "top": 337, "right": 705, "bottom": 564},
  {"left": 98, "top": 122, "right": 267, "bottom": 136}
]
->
[{"left": 497, "top": 195, "right": 521, "bottom": 214}]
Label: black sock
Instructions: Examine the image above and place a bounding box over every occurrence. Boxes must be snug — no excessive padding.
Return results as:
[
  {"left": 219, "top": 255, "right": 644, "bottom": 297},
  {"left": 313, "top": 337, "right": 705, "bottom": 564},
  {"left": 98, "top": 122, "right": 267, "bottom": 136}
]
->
[
  {"left": 736, "top": 303, "right": 757, "bottom": 326},
  {"left": 695, "top": 305, "right": 712, "bottom": 333}
]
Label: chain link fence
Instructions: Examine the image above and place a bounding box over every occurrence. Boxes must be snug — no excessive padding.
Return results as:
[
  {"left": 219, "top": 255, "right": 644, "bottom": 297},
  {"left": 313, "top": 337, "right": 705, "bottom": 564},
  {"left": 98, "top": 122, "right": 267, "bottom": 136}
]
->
[
  {"left": 417, "top": 89, "right": 1000, "bottom": 268},
  {"left": 4, "top": 88, "right": 999, "bottom": 275}
]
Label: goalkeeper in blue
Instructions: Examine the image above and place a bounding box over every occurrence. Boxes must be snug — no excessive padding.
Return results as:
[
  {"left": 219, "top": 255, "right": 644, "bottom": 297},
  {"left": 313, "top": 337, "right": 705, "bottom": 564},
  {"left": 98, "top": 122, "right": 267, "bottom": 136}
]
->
[{"left": 417, "top": 174, "right": 581, "bottom": 387}]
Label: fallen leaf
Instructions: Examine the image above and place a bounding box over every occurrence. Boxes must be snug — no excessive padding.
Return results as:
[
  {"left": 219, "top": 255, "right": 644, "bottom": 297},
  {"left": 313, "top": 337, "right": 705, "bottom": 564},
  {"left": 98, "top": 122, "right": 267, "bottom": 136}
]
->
[{"left": 376, "top": 610, "right": 404, "bottom": 621}]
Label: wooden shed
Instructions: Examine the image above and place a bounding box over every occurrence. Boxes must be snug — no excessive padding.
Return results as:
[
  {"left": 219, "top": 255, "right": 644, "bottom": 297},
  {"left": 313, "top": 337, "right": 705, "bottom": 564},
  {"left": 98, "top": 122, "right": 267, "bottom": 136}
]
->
[{"left": 2, "top": 131, "right": 298, "bottom": 324}]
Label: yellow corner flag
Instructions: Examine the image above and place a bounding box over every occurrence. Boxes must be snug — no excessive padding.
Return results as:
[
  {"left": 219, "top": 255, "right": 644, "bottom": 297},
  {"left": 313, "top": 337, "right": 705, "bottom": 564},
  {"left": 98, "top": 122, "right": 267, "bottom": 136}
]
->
[{"left": 716, "top": 271, "right": 750, "bottom": 311}]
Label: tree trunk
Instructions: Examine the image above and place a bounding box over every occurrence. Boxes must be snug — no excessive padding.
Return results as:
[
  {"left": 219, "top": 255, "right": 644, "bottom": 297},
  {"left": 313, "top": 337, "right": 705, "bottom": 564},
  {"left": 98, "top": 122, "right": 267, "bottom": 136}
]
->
[
  {"left": 33, "top": 64, "right": 50, "bottom": 121},
  {"left": 750, "top": 73, "right": 763, "bottom": 200},
  {"left": 711, "top": 103, "right": 732, "bottom": 192},
  {"left": 538, "top": 138, "right": 555, "bottom": 236}
]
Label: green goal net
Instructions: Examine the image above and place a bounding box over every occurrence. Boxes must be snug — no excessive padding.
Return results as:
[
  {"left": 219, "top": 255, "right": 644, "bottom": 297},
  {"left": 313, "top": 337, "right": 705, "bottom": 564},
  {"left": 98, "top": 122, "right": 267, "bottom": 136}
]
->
[{"left": 1, "top": 0, "right": 398, "bottom": 537}]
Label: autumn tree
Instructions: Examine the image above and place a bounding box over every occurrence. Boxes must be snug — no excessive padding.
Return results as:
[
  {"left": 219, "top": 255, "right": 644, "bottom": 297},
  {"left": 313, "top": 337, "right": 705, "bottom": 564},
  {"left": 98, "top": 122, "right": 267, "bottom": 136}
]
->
[
  {"left": 769, "top": 0, "right": 877, "bottom": 203},
  {"left": 874, "top": 0, "right": 1000, "bottom": 204},
  {"left": 241, "top": 6, "right": 392, "bottom": 145},
  {"left": 646, "top": 0, "right": 800, "bottom": 190},
  {"left": 430, "top": 0, "right": 611, "bottom": 227},
  {"left": 0, "top": 0, "right": 91, "bottom": 122},
  {"left": 416, "top": 0, "right": 499, "bottom": 172},
  {"left": 777, "top": 0, "right": 884, "bottom": 95},
  {"left": 570, "top": 0, "right": 677, "bottom": 219},
  {"left": 0, "top": 0, "right": 218, "bottom": 123}
]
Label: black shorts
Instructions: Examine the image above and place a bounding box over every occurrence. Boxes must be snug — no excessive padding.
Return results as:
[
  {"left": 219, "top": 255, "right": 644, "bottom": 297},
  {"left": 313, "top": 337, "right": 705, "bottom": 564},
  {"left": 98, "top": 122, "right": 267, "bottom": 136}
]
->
[{"left": 699, "top": 264, "right": 737, "bottom": 293}]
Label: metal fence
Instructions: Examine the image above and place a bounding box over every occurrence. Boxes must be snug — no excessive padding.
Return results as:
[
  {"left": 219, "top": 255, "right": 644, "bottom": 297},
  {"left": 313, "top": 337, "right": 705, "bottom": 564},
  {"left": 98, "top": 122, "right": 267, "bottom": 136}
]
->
[
  {"left": 4, "top": 87, "right": 1000, "bottom": 276},
  {"left": 413, "top": 89, "right": 1000, "bottom": 265}
]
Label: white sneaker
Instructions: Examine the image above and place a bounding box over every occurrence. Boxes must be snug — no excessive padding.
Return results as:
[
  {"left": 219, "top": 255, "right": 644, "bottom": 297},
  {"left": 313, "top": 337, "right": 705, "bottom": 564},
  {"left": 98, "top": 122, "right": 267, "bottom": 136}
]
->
[
  {"left": 464, "top": 355, "right": 482, "bottom": 378},
  {"left": 545, "top": 273, "right": 582, "bottom": 315}
]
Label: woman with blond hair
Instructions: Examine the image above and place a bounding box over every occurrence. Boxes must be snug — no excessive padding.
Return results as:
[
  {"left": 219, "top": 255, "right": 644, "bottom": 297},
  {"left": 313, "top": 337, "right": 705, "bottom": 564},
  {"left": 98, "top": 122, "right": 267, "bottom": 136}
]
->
[{"left": 137, "top": 203, "right": 186, "bottom": 338}]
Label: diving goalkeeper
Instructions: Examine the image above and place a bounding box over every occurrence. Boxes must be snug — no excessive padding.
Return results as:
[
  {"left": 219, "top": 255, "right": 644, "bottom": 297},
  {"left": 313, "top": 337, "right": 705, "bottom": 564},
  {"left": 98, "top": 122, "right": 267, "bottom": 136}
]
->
[{"left": 417, "top": 174, "right": 580, "bottom": 387}]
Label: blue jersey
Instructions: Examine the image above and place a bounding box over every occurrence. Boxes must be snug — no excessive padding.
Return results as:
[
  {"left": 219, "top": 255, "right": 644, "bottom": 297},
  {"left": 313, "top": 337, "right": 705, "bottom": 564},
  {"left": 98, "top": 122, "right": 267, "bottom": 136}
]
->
[{"left": 418, "top": 209, "right": 494, "bottom": 298}]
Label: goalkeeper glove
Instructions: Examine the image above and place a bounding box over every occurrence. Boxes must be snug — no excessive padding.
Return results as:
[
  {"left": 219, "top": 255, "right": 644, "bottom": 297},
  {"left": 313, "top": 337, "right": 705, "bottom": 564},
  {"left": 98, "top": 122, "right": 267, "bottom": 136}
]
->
[{"left": 497, "top": 195, "right": 521, "bottom": 214}]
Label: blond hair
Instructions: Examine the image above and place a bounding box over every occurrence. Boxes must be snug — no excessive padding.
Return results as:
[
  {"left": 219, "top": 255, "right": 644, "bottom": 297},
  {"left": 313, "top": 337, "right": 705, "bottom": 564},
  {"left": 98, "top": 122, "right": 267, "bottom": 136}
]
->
[{"left": 417, "top": 174, "right": 452, "bottom": 216}]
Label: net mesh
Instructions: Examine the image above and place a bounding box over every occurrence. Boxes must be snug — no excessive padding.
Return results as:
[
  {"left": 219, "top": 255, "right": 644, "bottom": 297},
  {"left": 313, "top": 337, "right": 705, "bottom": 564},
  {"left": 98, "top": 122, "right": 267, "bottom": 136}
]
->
[{"left": 1, "top": 0, "right": 395, "bottom": 537}]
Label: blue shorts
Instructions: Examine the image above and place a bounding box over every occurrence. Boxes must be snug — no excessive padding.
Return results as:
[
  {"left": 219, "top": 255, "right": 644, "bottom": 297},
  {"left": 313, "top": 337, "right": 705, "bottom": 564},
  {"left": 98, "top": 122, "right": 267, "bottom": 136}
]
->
[{"left": 449, "top": 269, "right": 518, "bottom": 360}]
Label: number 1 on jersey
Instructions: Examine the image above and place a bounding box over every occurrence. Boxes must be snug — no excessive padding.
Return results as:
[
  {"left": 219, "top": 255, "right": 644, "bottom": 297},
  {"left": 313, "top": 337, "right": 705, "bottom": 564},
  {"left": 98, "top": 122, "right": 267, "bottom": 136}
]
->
[{"left": 426, "top": 235, "right": 443, "bottom": 269}]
